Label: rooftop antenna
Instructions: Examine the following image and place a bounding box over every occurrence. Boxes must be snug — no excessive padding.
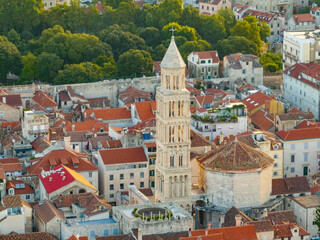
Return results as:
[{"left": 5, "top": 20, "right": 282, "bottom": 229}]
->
[{"left": 169, "top": 26, "right": 176, "bottom": 38}]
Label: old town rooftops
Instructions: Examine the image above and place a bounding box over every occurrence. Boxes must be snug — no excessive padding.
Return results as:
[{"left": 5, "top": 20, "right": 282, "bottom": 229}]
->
[
  {"left": 99, "top": 147, "right": 147, "bottom": 165},
  {"left": 241, "top": 91, "right": 273, "bottom": 112},
  {"left": 33, "top": 199, "right": 66, "bottom": 223},
  {"left": 272, "top": 177, "right": 311, "bottom": 195},
  {"left": 27, "top": 148, "right": 97, "bottom": 175},
  {"left": 83, "top": 107, "right": 131, "bottom": 121},
  {"left": 40, "top": 164, "right": 96, "bottom": 194},
  {"left": 276, "top": 127, "right": 320, "bottom": 141},
  {"left": 197, "top": 140, "right": 274, "bottom": 171}
]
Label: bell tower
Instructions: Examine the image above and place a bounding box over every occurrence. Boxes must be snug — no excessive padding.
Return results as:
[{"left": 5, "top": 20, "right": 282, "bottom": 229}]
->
[{"left": 155, "top": 35, "right": 192, "bottom": 203}]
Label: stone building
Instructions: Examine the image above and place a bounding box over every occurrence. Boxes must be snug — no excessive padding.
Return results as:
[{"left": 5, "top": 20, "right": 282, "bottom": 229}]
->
[
  {"left": 112, "top": 202, "right": 192, "bottom": 236},
  {"left": 96, "top": 147, "right": 148, "bottom": 204},
  {"left": 155, "top": 36, "right": 192, "bottom": 204},
  {"left": 39, "top": 164, "right": 97, "bottom": 201},
  {"left": 223, "top": 53, "right": 263, "bottom": 90},
  {"left": 22, "top": 110, "right": 49, "bottom": 142},
  {"left": 275, "top": 111, "right": 315, "bottom": 132},
  {"left": 199, "top": 0, "right": 232, "bottom": 15},
  {"left": 197, "top": 140, "right": 274, "bottom": 208},
  {"left": 187, "top": 51, "right": 220, "bottom": 79},
  {"left": 0, "top": 102, "right": 19, "bottom": 122},
  {"left": 288, "top": 13, "right": 315, "bottom": 31}
]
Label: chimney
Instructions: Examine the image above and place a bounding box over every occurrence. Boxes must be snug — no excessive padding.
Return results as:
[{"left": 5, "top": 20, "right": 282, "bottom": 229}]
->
[
  {"left": 2, "top": 97, "right": 6, "bottom": 104},
  {"left": 262, "top": 208, "right": 268, "bottom": 219},
  {"left": 207, "top": 222, "right": 211, "bottom": 230},
  {"left": 138, "top": 228, "right": 142, "bottom": 240},
  {"left": 72, "top": 124, "right": 75, "bottom": 131},
  {"left": 219, "top": 213, "right": 225, "bottom": 227},
  {"left": 235, "top": 214, "right": 242, "bottom": 226},
  {"left": 307, "top": 121, "right": 310, "bottom": 126},
  {"left": 219, "top": 134, "right": 224, "bottom": 145}
]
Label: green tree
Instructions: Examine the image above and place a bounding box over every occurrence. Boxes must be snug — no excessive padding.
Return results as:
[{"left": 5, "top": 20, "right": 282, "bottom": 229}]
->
[
  {"left": 315, "top": 207, "right": 320, "bottom": 235},
  {"left": 99, "top": 27, "right": 146, "bottom": 60},
  {"left": 198, "top": 14, "right": 226, "bottom": 45},
  {"left": 93, "top": 55, "right": 117, "bottom": 78},
  {"left": 0, "top": 36, "right": 21, "bottom": 82},
  {"left": 259, "top": 51, "right": 282, "bottom": 72},
  {"left": 152, "top": 44, "right": 167, "bottom": 61},
  {"left": 0, "top": 0, "right": 43, "bottom": 36},
  {"left": 37, "top": 52, "right": 64, "bottom": 83},
  {"left": 162, "top": 22, "right": 197, "bottom": 42},
  {"left": 145, "top": 0, "right": 183, "bottom": 29},
  {"left": 179, "top": 40, "right": 211, "bottom": 62},
  {"left": 179, "top": 5, "right": 201, "bottom": 29},
  {"left": 21, "top": 53, "right": 39, "bottom": 82},
  {"left": 140, "top": 27, "right": 161, "bottom": 48},
  {"left": 115, "top": 1, "right": 140, "bottom": 25},
  {"left": 55, "top": 62, "right": 103, "bottom": 84},
  {"left": 217, "top": 8, "right": 236, "bottom": 36},
  {"left": 216, "top": 36, "right": 259, "bottom": 58},
  {"left": 117, "top": 49, "right": 153, "bottom": 77},
  {"left": 39, "top": 25, "right": 112, "bottom": 64}
]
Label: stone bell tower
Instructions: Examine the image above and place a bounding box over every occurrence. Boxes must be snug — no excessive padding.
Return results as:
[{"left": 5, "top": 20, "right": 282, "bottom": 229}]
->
[{"left": 155, "top": 35, "right": 192, "bottom": 203}]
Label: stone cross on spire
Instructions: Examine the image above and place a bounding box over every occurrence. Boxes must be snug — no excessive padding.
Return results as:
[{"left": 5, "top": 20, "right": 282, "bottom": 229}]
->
[{"left": 169, "top": 26, "right": 176, "bottom": 37}]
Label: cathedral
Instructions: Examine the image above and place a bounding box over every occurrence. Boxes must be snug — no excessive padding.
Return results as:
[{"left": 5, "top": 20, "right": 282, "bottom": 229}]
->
[{"left": 155, "top": 35, "right": 192, "bottom": 204}]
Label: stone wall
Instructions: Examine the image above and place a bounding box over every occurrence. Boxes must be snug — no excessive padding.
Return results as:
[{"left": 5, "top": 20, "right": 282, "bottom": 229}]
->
[
  {"left": 263, "top": 73, "right": 282, "bottom": 89},
  {"left": 48, "top": 77, "right": 161, "bottom": 107}
]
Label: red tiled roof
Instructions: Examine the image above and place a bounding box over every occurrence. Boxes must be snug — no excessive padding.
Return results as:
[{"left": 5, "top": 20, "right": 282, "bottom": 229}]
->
[
  {"left": 32, "top": 91, "right": 58, "bottom": 107},
  {"left": 284, "top": 63, "right": 320, "bottom": 89},
  {"left": 39, "top": 164, "right": 96, "bottom": 194},
  {"left": 119, "top": 87, "right": 152, "bottom": 105},
  {"left": 311, "top": 6, "right": 320, "bottom": 11},
  {"left": 311, "top": 185, "right": 320, "bottom": 194},
  {"left": 0, "top": 94, "right": 22, "bottom": 107},
  {"left": 295, "top": 120, "right": 320, "bottom": 129},
  {"left": 1, "top": 121, "right": 21, "bottom": 131},
  {"left": 6, "top": 180, "right": 34, "bottom": 195},
  {"left": 153, "top": 61, "right": 161, "bottom": 74},
  {"left": 0, "top": 157, "right": 23, "bottom": 172},
  {"left": 144, "top": 142, "right": 156, "bottom": 148},
  {"left": 33, "top": 199, "right": 66, "bottom": 224},
  {"left": 288, "top": 107, "right": 302, "bottom": 114},
  {"left": 87, "top": 97, "right": 111, "bottom": 108},
  {"left": 243, "top": 9, "right": 277, "bottom": 23},
  {"left": 65, "top": 119, "right": 108, "bottom": 133},
  {"left": 273, "top": 223, "right": 309, "bottom": 238},
  {"left": 276, "top": 127, "right": 320, "bottom": 140},
  {"left": 83, "top": 107, "right": 131, "bottom": 121},
  {"left": 241, "top": 91, "right": 273, "bottom": 112},
  {"left": 187, "top": 87, "right": 202, "bottom": 96},
  {"left": 27, "top": 149, "right": 97, "bottom": 175},
  {"left": 185, "top": 225, "right": 258, "bottom": 240},
  {"left": 272, "top": 177, "right": 311, "bottom": 195},
  {"left": 58, "top": 90, "right": 71, "bottom": 102},
  {"left": 135, "top": 101, "right": 156, "bottom": 122},
  {"left": 0, "top": 232, "right": 58, "bottom": 240},
  {"left": 99, "top": 147, "right": 147, "bottom": 165},
  {"left": 193, "top": 51, "right": 219, "bottom": 63},
  {"left": 267, "top": 210, "right": 297, "bottom": 224},
  {"left": 250, "top": 110, "right": 274, "bottom": 131},
  {"left": 292, "top": 13, "right": 314, "bottom": 24},
  {"left": 195, "top": 95, "right": 214, "bottom": 105},
  {"left": 31, "top": 136, "right": 51, "bottom": 153}
]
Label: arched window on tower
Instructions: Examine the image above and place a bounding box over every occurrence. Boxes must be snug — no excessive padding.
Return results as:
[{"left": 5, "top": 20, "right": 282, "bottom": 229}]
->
[
  {"left": 171, "top": 127, "right": 175, "bottom": 142},
  {"left": 181, "top": 101, "right": 184, "bottom": 116},
  {"left": 173, "top": 75, "right": 176, "bottom": 90},
  {"left": 169, "top": 126, "right": 172, "bottom": 143},
  {"left": 176, "top": 75, "right": 179, "bottom": 89},
  {"left": 178, "top": 101, "right": 181, "bottom": 116},
  {"left": 171, "top": 101, "right": 175, "bottom": 117},
  {"left": 166, "top": 75, "right": 170, "bottom": 90},
  {"left": 179, "top": 156, "right": 183, "bottom": 167},
  {"left": 169, "top": 101, "right": 172, "bottom": 117},
  {"left": 170, "top": 156, "right": 175, "bottom": 167},
  {"left": 178, "top": 126, "right": 181, "bottom": 142}
]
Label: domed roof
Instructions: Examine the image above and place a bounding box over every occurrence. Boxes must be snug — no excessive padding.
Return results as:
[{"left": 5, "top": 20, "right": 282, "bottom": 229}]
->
[
  {"left": 198, "top": 140, "right": 274, "bottom": 171},
  {"left": 161, "top": 36, "right": 186, "bottom": 69}
]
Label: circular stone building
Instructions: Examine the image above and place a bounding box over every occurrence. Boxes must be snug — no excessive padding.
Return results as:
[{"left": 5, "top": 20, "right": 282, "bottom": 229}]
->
[{"left": 197, "top": 140, "right": 274, "bottom": 209}]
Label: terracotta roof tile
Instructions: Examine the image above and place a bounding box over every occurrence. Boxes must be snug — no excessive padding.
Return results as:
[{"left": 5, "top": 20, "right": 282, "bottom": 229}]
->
[
  {"left": 250, "top": 110, "right": 274, "bottom": 131},
  {"left": 193, "top": 51, "right": 219, "bottom": 63},
  {"left": 291, "top": 195, "right": 320, "bottom": 208},
  {"left": 247, "top": 220, "right": 274, "bottom": 232},
  {"left": 243, "top": 9, "right": 277, "bottom": 23},
  {"left": 292, "top": 13, "right": 314, "bottom": 24},
  {"left": 272, "top": 177, "right": 311, "bottom": 195},
  {"left": 0, "top": 157, "right": 23, "bottom": 172},
  {"left": 33, "top": 199, "right": 66, "bottom": 223},
  {"left": 276, "top": 127, "right": 320, "bottom": 140},
  {"left": 241, "top": 91, "right": 273, "bottom": 112},
  {"left": 87, "top": 97, "right": 111, "bottom": 108},
  {"left": 295, "top": 120, "right": 320, "bottom": 129},
  {"left": 83, "top": 107, "right": 131, "bottom": 121},
  {"left": 58, "top": 90, "right": 71, "bottom": 102},
  {"left": 0, "top": 94, "right": 22, "bottom": 107},
  {"left": 2, "top": 195, "right": 30, "bottom": 208},
  {"left": 195, "top": 95, "right": 214, "bottom": 106},
  {"left": 198, "top": 140, "right": 274, "bottom": 171},
  {"left": 119, "top": 87, "right": 152, "bottom": 105},
  {"left": 284, "top": 63, "right": 320, "bottom": 89},
  {"left": 49, "top": 127, "right": 64, "bottom": 141},
  {"left": 267, "top": 210, "right": 297, "bottom": 225},
  {"left": 135, "top": 101, "right": 156, "bottom": 121},
  {"left": 273, "top": 223, "right": 309, "bottom": 238},
  {"left": 31, "top": 136, "right": 51, "bottom": 153},
  {"left": 39, "top": 164, "right": 96, "bottom": 194},
  {"left": 99, "top": 147, "right": 147, "bottom": 165},
  {"left": 191, "top": 130, "right": 212, "bottom": 147},
  {"left": 0, "top": 232, "right": 58, "bottom": 240},
  {"left": 32, "top": 91, "right": 57, "bottom": 107},
  {"left": 277, "top": 112, "right": 314, "bottom": 121},
  {"left": 288, "top": 107, "right": 302, "bottom": 114},
  {"left": 27, "top": 149, "right": 97, "bottom": 175},
  {"left": 6, "top": 180, "right": 34, "bottom": 195},
  {"left": 65, "top": 119, "right": 108, "bottom": 133}
]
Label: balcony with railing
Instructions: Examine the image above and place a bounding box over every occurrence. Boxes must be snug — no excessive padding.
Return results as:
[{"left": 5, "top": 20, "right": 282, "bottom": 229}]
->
[{"left": 28, "top": 128, "right": 49, "bottom": 134}]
